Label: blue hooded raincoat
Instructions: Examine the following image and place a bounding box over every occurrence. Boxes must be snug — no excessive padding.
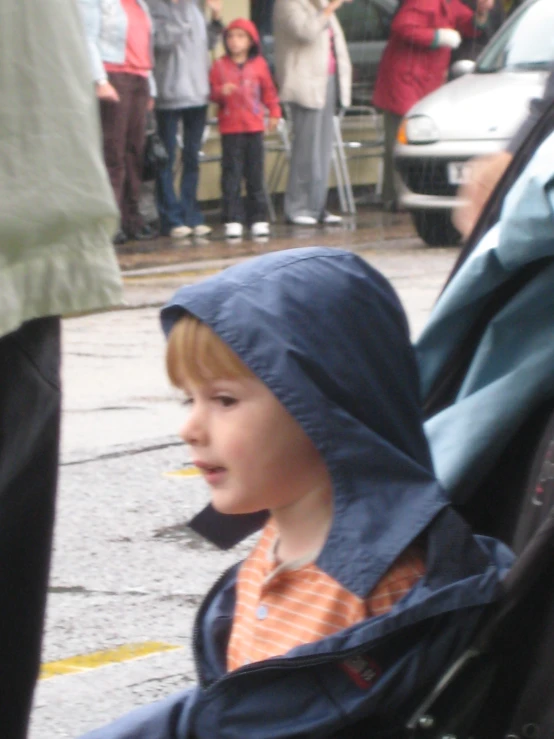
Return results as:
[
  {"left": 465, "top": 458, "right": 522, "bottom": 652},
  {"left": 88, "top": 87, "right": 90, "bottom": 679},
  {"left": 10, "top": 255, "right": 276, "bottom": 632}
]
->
[{"left": 84, "top": 248, "right": 512, "bottom": 739}]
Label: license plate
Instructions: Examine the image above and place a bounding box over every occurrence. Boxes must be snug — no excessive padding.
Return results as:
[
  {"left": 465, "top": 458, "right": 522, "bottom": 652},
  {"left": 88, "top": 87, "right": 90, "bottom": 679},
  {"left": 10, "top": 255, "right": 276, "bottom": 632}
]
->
[{"left": 447, "top": 162, "right": 470, "bottom": 185}]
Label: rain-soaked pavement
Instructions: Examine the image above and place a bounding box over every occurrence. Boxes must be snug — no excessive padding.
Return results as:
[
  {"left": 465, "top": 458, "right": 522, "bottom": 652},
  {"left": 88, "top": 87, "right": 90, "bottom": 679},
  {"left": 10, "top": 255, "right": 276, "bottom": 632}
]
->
[
  {"left": 116, "top": 206, "right": 417, "bottom": 273},
  {"left": 30, "top": 206, "right": 461, "bottom": 738}
]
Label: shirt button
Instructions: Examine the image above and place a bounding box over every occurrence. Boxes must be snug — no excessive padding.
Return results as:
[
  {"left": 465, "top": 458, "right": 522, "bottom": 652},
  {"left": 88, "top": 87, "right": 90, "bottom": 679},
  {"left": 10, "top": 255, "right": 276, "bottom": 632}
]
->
[{"left": 256, "top": 604, "right": 268, "bottom": 620}]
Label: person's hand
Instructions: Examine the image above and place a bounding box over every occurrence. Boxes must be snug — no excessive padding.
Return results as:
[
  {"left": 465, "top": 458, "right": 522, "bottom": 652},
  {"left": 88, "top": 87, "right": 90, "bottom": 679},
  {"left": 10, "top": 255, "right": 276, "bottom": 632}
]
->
[
  {"left": 267, "top": 117, "right": 279, "bottom": 132},
  {"left": 95, "top": 81, "right": 120, "bottom": 103},
  {"left": 323, "top": 0, "right": 351, "bottom": 19},
  {"left": 222, "top": 83, "right": 237, "bottom": 96},
  {"left": 206, "top": 0, "right": 222, "bottom": 20},
  {"left": 147, "top": 97, "right": 155, "bottom": 112},
  {"left": 452, "top": 150, "right": 513, "bottom": 238},
  {"left": 435, "top": 28, "right": 462, "bottom": 49}
]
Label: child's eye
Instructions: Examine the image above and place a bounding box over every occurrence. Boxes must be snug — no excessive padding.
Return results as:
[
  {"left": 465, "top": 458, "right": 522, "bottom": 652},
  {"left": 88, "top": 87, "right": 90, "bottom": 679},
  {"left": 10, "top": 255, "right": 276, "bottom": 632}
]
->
[
  {"left": 215, "top": 395, "right": 237, "bottom": 407},
  {"left": 182, "top": 397, "right": 193, "bottom": 407}
]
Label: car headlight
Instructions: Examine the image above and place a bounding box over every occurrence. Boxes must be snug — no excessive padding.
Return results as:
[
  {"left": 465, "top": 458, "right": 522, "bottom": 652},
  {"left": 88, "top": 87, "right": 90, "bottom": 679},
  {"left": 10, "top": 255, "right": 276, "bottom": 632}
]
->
[{"left": 400, "top": 116, "right": 440, "bottom": 144}]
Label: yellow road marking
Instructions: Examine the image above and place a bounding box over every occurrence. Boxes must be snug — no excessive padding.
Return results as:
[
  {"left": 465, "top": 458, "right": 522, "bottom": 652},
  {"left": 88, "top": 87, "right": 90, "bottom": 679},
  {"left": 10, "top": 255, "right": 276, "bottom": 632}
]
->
[
  {"left": 163, "top": 467, "right": 200, "bottom": 478},
  {"left": 41, "top": 641, "right": 182, "bottom": 680}
]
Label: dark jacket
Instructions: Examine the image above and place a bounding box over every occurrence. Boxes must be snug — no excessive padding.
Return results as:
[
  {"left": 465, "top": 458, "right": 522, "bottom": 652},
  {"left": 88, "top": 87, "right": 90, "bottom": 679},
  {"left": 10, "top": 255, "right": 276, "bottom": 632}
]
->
[
  {"left": 83, "top": 248, "right": 512, "bottom": 739},
  {"left": 209, "top": 19, "right": 281, "bottom": 134},
  {"left": 373, "top": 0, "right": 479, "bottom": 117}
]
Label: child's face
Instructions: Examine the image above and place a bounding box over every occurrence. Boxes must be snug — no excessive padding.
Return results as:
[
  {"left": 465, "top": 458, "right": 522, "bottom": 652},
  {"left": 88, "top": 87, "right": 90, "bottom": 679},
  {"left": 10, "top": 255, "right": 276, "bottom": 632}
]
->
[
  {"left": 226, "top": 28, "right": 252, "bottom": 57},
  {"left": 180, "top": 375, "right": 331, "bottom": 515}
]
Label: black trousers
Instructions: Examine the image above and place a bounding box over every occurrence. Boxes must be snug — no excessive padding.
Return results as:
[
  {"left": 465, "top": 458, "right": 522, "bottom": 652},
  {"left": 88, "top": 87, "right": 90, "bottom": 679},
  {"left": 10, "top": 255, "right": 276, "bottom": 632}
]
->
[
  {"left": 0, "top": 317, "right": 61, "bottom": 739},
  {"left": 221, "top": 132, "right": 268, "bottom": 225}
]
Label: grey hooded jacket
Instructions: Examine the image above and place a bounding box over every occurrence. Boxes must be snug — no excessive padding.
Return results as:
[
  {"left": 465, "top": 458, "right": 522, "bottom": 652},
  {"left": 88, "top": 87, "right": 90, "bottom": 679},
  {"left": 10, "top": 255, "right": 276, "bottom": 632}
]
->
[{"left": 146, "top": 0, "right": 223, "bottom": 110}]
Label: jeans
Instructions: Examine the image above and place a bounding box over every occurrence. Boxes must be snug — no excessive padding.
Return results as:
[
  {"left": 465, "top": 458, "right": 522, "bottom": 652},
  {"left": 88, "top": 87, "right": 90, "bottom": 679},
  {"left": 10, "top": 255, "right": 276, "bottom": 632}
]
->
[
  {"left": 221, "top": 133, "right": 268, "bottom": 225},
  {"left": 156, "top": 106, "right": 207, "bottom": 232},
  {"left": 0, "top": 317, "right": 61, "bottom": 739}
]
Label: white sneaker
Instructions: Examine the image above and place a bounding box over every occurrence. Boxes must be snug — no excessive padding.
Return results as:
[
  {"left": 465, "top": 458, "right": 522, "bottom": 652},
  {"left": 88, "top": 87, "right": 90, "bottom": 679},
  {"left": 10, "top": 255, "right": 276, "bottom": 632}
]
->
[
  {"left": 290, "top": 215, "right": 317, "bottom": 226},
  {"left": 193, "top": 224, "right": 212, "bottom": 237},
  {"left": 251, "top": 221, "right": 270, "bottom": 237},
  {"left": 322, "top": 212, "right": 343, "bottom": 225},
  {"left": 225, "top": 222, "right": 243, "bottom": 238},
  {"left": 169, "top": 225, "right": 192, "bottom": 239}
]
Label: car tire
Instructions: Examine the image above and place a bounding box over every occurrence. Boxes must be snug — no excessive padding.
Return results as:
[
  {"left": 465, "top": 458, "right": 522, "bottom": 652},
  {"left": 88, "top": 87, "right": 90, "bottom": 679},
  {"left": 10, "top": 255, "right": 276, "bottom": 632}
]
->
[{"left": 411, "top": 211, "right": 462, "bottom": 247}]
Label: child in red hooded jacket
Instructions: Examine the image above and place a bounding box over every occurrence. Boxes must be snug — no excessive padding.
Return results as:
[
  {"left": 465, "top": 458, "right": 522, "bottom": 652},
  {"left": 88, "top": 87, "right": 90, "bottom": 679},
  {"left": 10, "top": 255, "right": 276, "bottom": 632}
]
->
[{"left": 210, "top": 19, "right": 281, "bottom": 239}]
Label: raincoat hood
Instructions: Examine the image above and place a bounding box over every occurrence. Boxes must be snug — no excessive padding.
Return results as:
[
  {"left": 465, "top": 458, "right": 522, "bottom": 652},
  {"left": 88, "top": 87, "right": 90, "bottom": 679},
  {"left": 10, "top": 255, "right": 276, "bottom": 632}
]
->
[
  {"left": 161, "top": 248, "right": 449, "bottom": 598},
  {"left": 224, "top": 18, "right": 260, "bottom": 57}
]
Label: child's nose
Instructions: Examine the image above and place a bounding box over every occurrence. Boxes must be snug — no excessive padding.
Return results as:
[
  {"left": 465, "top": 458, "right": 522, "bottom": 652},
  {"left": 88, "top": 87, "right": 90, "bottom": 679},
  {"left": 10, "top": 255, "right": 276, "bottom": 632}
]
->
[{"left": 180, "top": 403, "right": 207, "bottom": 446}]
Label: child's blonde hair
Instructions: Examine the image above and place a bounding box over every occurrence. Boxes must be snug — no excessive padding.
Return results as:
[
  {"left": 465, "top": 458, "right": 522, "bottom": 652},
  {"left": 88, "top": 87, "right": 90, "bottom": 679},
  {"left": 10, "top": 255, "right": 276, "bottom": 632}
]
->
[{"left": 166, "top": 314, "right": 254, "bottom": 388}]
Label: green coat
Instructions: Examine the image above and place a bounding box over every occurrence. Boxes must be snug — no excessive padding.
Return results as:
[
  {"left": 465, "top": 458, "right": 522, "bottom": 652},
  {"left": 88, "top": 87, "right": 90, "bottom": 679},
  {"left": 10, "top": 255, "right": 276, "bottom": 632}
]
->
[{"left": 0, "top": 0, "right": 122, "bottom": 339}]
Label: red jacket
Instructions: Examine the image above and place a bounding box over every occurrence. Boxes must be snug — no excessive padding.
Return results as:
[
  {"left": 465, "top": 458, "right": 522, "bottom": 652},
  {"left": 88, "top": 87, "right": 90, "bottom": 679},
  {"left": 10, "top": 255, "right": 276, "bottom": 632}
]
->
[
  {"left": 373, "top": 0, "right": 480, "bottom": 117},
  {"left": 209, "top": 19, "right": 281, "bottom": 135}
]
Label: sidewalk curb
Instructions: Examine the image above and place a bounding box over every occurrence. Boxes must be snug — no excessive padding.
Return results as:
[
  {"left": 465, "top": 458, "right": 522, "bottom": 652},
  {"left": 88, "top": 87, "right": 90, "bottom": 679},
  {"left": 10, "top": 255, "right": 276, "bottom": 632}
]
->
[
  {"left": 122, "top": 256, "right": 251, "bottom": 279},
  {"left": 120, "top": 237, "right": 421, "bottom": 280}
]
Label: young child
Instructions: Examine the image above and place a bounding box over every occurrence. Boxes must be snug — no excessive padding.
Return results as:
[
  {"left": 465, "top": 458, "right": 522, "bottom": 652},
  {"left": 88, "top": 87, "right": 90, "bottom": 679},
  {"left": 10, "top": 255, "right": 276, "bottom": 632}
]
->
[
  {"left": 209, "top": 19, "right": 281, "bottom": 239},
  {"left": 84, "top": 247, "right": 513, "bottom": 738}
]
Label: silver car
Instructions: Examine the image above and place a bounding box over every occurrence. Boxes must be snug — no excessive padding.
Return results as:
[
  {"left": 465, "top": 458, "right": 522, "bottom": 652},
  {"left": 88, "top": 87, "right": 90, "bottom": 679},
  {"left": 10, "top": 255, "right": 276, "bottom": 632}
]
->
[{"left": 394, "top": 0, "right": 554, "bottom": 246}]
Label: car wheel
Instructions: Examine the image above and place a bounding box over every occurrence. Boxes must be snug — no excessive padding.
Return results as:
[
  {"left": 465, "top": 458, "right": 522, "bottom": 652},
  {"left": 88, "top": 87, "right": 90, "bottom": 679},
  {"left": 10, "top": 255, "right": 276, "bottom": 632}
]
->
[{"left": 411, "top": 211, "right": 462, "bottom": 247}]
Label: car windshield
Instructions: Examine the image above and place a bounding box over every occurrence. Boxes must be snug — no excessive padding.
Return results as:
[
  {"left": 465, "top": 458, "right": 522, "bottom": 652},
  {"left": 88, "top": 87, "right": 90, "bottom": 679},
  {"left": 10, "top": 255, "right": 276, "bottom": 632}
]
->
[{"left": 477, "top": 0, "right": 554, "bottom": 73}]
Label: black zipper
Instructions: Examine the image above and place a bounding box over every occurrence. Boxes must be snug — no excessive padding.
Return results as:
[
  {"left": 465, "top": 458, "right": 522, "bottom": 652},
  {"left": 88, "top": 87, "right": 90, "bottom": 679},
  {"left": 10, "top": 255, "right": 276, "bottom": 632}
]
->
[{"left": 203, "top": 643, "right": 372, "bottom": 691}]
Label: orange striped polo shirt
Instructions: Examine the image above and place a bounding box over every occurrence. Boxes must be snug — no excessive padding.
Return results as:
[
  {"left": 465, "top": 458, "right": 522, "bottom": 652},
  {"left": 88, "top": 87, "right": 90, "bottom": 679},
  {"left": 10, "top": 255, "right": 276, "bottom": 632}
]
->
[{"left": 227, "top": 520, "right": 425, "bottom": 671}]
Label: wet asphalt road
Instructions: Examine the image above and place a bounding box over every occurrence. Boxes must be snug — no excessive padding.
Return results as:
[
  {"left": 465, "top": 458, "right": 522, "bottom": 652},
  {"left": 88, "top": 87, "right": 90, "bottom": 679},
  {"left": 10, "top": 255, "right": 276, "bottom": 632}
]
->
[{"left": 29, "top": 237, "right": 459, "bottom": 738}]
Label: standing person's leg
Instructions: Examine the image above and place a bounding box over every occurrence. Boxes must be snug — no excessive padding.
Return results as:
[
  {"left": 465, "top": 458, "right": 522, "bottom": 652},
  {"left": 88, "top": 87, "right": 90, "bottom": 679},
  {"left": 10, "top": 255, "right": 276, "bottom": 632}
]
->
[
  {"left": 100, "top": 73, "right": 133, "bottom": 231},
  {"left": 315, "top": 75, "right": 336, "bottom": 220},
  {"left": 155, "top": 109, "right": 183, "bottom": 235},
  {"left": 0, "top": 317, "right": 61, "bottom": 739},
  {"left": 244, "top": 132, "right": 269, "bottom": 227},
  {"left": 180, "top": 106, "right": 208, "bottom": 228},
  {"left": 285, "top": 76, "right": 335, "bottom": 224},
  {"left": 221, "top": 134, "right": 245, "bottom": 231},
  {"left": 121, "top": 75, "right": 150, "bottom": 237},
  {"left": 284, "top": 103, "right": 320, "bottom": 222},
  {"left": 382, "top": 111, "right": 402, "bottom": 210}
]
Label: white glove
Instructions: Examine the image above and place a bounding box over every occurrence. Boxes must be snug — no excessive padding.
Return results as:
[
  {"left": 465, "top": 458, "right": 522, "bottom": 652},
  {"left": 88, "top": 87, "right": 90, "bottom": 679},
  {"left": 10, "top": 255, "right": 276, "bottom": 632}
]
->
[{"left": 435, "top": 28, "right": 462, "bottom": 49}]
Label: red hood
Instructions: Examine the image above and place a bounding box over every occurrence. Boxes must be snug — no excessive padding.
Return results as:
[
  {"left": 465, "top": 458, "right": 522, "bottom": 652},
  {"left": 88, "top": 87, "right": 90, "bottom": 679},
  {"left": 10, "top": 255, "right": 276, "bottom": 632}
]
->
[{"left": 224, "top": 18, "right": 261, "bottom": 56}]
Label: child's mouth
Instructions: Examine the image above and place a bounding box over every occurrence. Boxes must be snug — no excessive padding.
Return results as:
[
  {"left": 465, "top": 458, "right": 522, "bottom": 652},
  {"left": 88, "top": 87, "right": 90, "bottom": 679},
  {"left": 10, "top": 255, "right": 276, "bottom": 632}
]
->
[{"left": 194, "top": 462, "right": 227, "bottom": 484}]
